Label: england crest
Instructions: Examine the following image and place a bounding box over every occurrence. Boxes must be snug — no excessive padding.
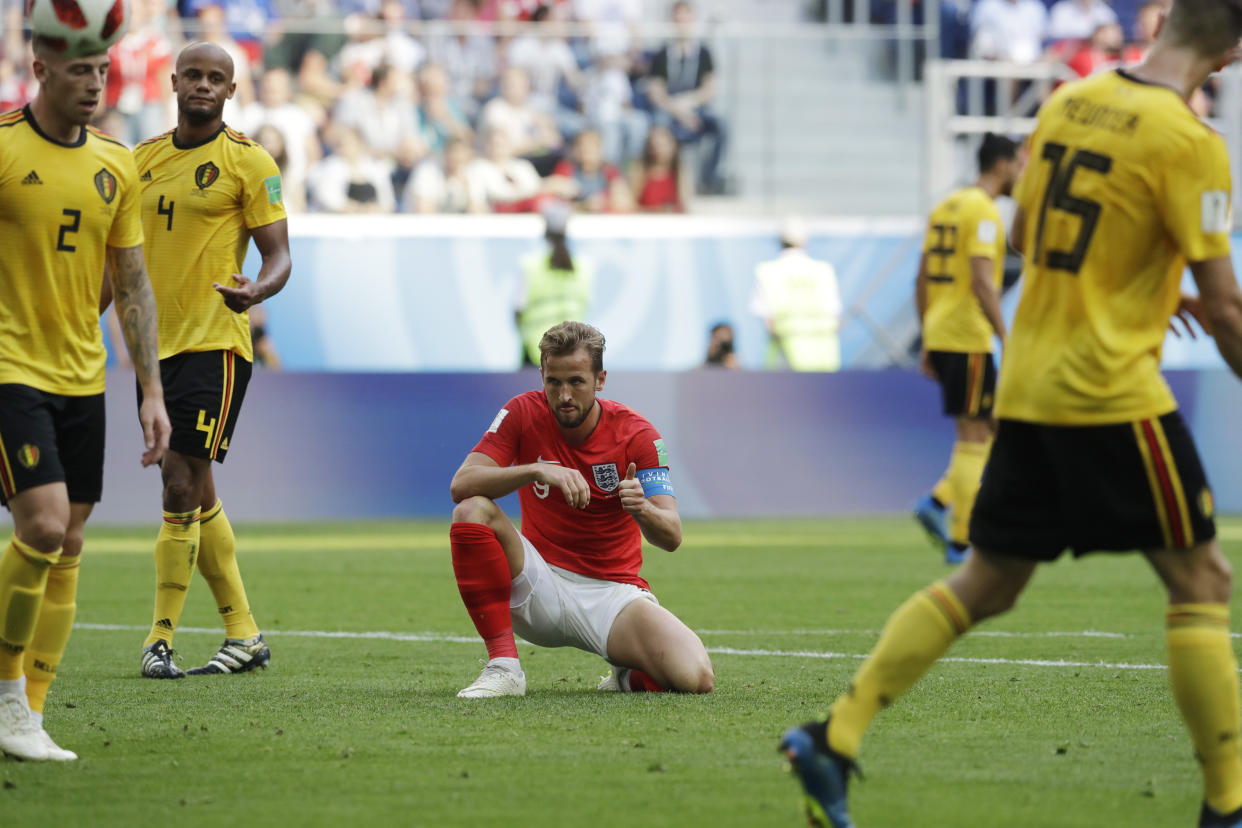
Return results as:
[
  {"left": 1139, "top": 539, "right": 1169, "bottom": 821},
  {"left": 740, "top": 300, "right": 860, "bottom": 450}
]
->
[{"left": 592, "top": 463, "right": 620, "bottom": 492}]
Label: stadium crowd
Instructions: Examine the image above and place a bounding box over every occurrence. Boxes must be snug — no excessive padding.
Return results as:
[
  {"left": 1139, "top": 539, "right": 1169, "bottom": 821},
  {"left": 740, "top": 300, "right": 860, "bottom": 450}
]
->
[{"left": 0, "top": 0, "right": 733, "bottom": 214}]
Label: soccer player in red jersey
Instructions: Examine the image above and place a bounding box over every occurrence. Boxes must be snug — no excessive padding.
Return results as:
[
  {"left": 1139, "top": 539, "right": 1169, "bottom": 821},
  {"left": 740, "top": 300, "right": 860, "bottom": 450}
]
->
[{"left": 448, "top": 321, "right": 714, "bottom": 698}]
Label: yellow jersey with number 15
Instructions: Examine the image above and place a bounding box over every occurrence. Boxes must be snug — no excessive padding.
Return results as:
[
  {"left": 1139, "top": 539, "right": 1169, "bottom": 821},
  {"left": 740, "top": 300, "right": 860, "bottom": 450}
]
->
[
  {"left": 920, "top": 185, "right": 1006, "bottom": 354},
  {"left": 134, "top": 124, "right": 286, "bottom": 362},
  {"left": 0, "top": 107, "right": 143, "bottom": 395},
  {"left": 997, "top": 70, "right": 1231, "bottom": 426}
]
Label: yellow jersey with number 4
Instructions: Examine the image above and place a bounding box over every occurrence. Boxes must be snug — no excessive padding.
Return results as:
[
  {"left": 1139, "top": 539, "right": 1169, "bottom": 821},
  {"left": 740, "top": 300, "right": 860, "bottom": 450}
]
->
[
  {"left": 998, "top": 69, "right": 1231, "bottom": 425},
  {"left": 921, "top": 186, "right": 1006, "bottom": 354},
  {"left": 134, "top": 124, "right": 285, "bottom": 362},
  {"left": 0, "top": 107, "right": 143, "bottom": 395}
]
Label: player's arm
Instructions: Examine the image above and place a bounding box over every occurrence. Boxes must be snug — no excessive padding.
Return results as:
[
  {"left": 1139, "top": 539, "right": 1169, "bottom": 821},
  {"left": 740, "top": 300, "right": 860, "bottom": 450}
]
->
[
  {"left": 1189, "top": 256, "right": 1242, "bottom": 378},
  {"left": 214, "top": 219, "right": 292, "bottom": 313},
  {"left": 1010, "top": 205, "right": 1027, "bottom": 256},
  {"left": 105, "top": 243, "right": 171, "bottom": 466},
  {"left": 971, "top": 256, "right": 1007, "bottom": 343},
  {"left": 617, "top": 462, "right": 682, "bottom": 552},
  {"left": 450, "top": 451, "right": 592, "bottom": 509}
]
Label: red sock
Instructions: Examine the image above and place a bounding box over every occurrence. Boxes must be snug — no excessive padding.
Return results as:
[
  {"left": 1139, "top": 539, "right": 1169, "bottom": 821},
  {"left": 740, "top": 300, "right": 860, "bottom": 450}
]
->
[
  {"left": 627, "top": 669, "right": 666, "bottom": 693},
  {"left": 450, "top": 523, "right": 518, "bottom": 660}
]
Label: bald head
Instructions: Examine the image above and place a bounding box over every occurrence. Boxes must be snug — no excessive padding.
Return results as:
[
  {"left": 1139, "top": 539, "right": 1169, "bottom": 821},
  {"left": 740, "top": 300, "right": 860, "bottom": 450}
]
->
[
  {"left": 172, "top": 41, "right": 236, "bottom": 128},
  {"left": 176, "top": 41, "right": 234, "bottom": 81}
]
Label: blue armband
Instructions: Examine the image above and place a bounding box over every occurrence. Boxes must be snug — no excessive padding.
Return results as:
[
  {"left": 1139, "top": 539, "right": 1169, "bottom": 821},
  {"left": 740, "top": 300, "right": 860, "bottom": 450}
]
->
[{"left": 637, "top": 468, "right": 675, "bottom": 498}]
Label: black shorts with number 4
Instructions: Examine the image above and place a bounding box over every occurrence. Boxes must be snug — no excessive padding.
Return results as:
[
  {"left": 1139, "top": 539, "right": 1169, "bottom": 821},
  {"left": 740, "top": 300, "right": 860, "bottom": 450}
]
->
[
  {"left": 0, "top": 384, "right": 105, "bottom": 506},
  {"left": 139, "top": 351, "right": 252, "bottom": 463},
  {"left": 970, "top": 411, "right": 1215, "bottom": 560},
  {"left": 929, "top": 350, "right": 996, "bottom": 418}
]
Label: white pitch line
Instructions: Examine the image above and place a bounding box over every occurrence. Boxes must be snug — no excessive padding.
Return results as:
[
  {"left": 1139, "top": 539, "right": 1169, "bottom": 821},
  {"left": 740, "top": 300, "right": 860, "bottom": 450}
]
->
[
  {"left": 695, "top": 629, "right": 1129, "bottom": 639},
  {"left": 74, "top": 623, "right": 1174, "bottom": 672}
]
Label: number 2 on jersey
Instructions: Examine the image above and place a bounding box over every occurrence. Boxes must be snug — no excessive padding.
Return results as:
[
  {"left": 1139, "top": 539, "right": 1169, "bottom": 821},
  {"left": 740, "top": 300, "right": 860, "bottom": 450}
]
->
[
  {"left": 1033, "top": 142, "right": 1112, "bottom": 274},
  {"left": 56, "top": 208, "right": 80, "bottom": 252}
]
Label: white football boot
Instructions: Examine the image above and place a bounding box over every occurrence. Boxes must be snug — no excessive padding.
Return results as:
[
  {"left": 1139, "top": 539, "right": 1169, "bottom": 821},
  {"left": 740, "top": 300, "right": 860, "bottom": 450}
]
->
[
  {"left": 37, "top": 728, "right": 77, "bottom": 761},
  {"left": 0, "top": 691, "right": 50, "bottom": 761},
  {"left": 456, "top": 658, "right": 526, "bottom": 698}
]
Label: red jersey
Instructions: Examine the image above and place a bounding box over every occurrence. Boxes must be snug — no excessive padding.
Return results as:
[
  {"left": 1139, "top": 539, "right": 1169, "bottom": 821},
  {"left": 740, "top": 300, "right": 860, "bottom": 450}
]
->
[{"left": 472, "top": 391, "right": 671, "bottom": 589}]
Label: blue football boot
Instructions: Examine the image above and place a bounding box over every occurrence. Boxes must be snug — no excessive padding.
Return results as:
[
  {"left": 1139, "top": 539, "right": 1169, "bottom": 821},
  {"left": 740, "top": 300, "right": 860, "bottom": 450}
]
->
[
  {"left": 779, "top": 719, "right": 858, "bottom": 828},
  {"left": 913, "top": 494, "right": 948, "bottom": 552}
]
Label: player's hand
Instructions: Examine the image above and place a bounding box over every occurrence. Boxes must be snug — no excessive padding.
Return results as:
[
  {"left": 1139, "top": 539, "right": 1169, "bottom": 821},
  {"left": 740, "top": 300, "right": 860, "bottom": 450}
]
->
[
  {"left": 919, "top": 348, "right": 937, "bottom": 380},
  {"left": 1171, "top": 294, "right": 1209, "bottom": 339},
  {"left": 538, "top": 463, "right": 591, "bottom": 509},
  {"left": 213, "top": 274, "right": 263, "bottom": 313},
  {"left": 618, "top": 462, "right": 646, "bottom": 516},
  {"left": 138, "top": 395, "right": 171, "bottom": 467}
]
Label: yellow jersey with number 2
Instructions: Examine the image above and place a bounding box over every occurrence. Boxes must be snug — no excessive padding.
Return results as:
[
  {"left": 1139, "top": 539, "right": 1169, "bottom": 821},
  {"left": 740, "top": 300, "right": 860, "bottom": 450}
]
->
[
  {"left": 921, "top": 185, "right": 1006, "bottom": 354},
  {"left": 998, "top": 69, "right": 1231, "bottom": 426}
]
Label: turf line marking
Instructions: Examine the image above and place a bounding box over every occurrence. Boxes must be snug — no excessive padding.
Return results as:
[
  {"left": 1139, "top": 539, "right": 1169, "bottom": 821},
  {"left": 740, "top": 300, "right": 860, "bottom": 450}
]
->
[
  {"left": 696, "top": 629, "right": 1128, "bottom": 639},
  {"left": 75, "top": 623, "right": 1173, "bottom": 671}
]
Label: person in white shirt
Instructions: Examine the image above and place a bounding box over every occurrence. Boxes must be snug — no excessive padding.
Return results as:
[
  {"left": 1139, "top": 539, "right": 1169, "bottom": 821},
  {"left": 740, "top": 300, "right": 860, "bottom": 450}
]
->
[
  {"left": 311, "top": 126, "right": 397, "bottom": 213},
  {"left": 970, "top": 0, "right": 1049, "bottom": 62},
  {"left": 465, "top": 127, "right": 542, "bottom": 213},
  {"left": 1047, "top": 0, "right": 1118, "bottom": 43}
]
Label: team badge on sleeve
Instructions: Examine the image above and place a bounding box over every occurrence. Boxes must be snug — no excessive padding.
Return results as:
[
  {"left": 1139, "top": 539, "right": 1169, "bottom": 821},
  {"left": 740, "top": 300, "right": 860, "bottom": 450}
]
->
[{"left": 592, "top": 463, "right": 620, "bottom": 492}]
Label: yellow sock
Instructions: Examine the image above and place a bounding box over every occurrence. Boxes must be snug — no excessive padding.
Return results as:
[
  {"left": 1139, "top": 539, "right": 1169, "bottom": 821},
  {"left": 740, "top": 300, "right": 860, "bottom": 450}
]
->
[
  {"left": 24, "top": 556, "right": 79, "bottom": 714},
  {"left": 0, "top": 535, "right": 61, "bottom": 680},
  {"left": 947, "top": 440, "right": 990, "bottom": 546},
  {"left": 1167, "top": 603, "right": 1242, "bottom": 814},
  {"left": 142, "top": 508, "right": 200, "bottom": 648},
  {"left": 827, "top": 580, "right": 971, "bottom": 758},
  {"left": 197, "top": 501, "right": 259, "bottom": 640}
]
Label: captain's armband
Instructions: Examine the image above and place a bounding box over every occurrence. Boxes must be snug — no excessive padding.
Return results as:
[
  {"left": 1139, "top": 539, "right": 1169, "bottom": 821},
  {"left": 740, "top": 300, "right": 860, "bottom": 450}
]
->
[{"left": 637, "top": 468, "right": 675, "bottom": 498}]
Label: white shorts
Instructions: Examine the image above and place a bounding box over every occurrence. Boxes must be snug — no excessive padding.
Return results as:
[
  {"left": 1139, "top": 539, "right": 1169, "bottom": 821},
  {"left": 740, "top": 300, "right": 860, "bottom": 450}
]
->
[{"left": 510, "top": 535, "right": 658, "bottom": 659}]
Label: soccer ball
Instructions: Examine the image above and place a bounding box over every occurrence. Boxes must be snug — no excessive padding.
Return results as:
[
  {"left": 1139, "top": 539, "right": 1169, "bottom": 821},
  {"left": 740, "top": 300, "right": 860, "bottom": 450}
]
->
[{"left": 27, "top": 0, "right": 129, "bottom": 58}]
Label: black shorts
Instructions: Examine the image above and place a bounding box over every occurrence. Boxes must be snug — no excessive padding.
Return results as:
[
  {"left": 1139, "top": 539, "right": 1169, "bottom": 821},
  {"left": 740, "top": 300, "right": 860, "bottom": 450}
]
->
[
  {"left": 139, "top": 351, "right": 252, "bottom": 463},
  {"left": 970, "top": 412, "right": 1216, "bottom": 560},
  {"left": 929, "top": 351, "right": 996, "bottom": 418},
  {"left": 0, "top": 384, "right": 105, "bottom": 505}
]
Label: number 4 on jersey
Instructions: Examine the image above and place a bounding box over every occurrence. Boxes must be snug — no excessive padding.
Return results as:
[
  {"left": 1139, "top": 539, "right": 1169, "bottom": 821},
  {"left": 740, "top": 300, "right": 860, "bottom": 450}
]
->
[{"left": 157, "top": 194, "right": 174, "bottom": 231}]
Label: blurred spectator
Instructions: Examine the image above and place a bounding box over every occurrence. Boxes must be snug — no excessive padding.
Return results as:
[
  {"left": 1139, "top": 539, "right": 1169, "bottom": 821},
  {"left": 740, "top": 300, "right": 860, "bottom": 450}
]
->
[
  {"left": 240, "top": 68, "right": 320, "bottom": 208},
  {"left": 632, "top": 124, "right": 683, "bottom": 213},
  {"left": 254, "top": 123, "right": 308, "bottom": 212},
  {"left": 506, "top": 4, "right": 585, "bottom": 135},
  {"left": 428, "top": 0, "right": 500, "bottom": 120},
  {"left": 546, "top": 128, "right": 634, "bottom": 213},
  {"left": 248, "top": 305, "right": 283, "bottom": 370},
  {"left": 583, "top": 51, "right": 647, "bottom": 165},
  {"left": 479, "top": 66, "right": 563, "bottom": 171},
  {"left": 337, "top": 0, "right": 427, "bottom": 74},
  {"left": 750, "top": 217, "right": 842, "bottom": 372},
  {"left": 573, "top": 0, "right": 643, "bottom": 59},
  {"left": 1065, "top": 22, "right": 1123, "bottom": 77},
  {"left": 646, "top": 1, "right": 727, "bottom": 195},
  {"left": 310, "top": 126, "right": 397, "bottom": 212},
  {"left": 0, "top": 43, "right": 33, "bottom": 113},
  {"left": 340, "top": 0, "right": 421, "bottom": 16},
  {"left": 465, "top": 127, "right": 543, "bottom": 212},
  {"left": 194, "top": 2, "right": 256, "bottom": 119},
  {"left": 514, "top": 202, "right": 593, "bottom": 366},
  {"left": 334, "top": 63, "right": 425, "bottom": 168},
  {"left": 1047, "top": 0, "right": 1118, "bottom": 44},
  {"left": 266, "top": 0, "right": 347, "bottom": 78},
  {"left": 188, "top": 0, "right": 278, "bottom": 68},
  {"left": 703, "top": 322, "right": 740, "bottom": 370},
  {"left": 104, "top": 0, "right": 174, "bottom": 147},
  {"left": 416, "top": 61, "right": 473, "bottom": 155},
  {"left": 970, "top": 0, "right": 1048, "bottom": 62},
  {"left": 1122, "top": 0, "right": 1164, "bottom": 62},
  {"left": 403, "top": 136, "right": 475, "bottom": 212}
]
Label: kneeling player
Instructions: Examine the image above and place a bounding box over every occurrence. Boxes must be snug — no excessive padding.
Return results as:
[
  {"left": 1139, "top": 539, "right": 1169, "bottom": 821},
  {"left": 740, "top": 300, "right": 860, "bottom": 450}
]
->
[{"left": 448, "top": 322, "right": 714, "bottom": 697}]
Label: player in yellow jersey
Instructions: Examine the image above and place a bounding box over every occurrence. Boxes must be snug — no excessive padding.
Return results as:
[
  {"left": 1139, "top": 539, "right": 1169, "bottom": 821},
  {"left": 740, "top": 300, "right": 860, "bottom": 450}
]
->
[
  {"left": 780, "top": 4, "right": 1242, "bottom": 826},
  {"left": 913, "top": 133, "right": 1019, "bottom": 564},
  {"left": 0, "top": 38, "right": 170, "bottom": 761},
  {"left": 128, "top": 42, "right": 290, "bottom": 679}
]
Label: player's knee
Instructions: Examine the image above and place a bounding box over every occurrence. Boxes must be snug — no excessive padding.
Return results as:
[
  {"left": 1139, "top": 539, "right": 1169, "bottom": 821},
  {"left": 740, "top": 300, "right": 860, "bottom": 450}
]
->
[
  {"left": 689, "top": 657, "right": 714, "bottom": 694},
  {"left": 60, "top": 528, "right": 84, "bottom": 559},
  {"left": 19, "top": 514, "right": 67, "bottom": 554},
  {"left": 452, "top": 496, "right": 500, "bottom": 526},
  {"left": 162, "top": 477, "right": 199, "bottom": 513}
]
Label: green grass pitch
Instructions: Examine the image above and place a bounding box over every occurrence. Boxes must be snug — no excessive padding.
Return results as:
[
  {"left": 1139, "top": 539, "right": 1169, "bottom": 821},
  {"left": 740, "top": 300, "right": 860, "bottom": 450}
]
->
[{"left": 4, "top": 516, "right": 1241, "bottom": 827}]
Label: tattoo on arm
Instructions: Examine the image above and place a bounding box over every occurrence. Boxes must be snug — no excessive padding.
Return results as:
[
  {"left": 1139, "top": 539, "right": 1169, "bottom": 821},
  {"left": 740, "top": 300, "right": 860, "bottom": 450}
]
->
[{"left": 106, "top": 244, "right": 161, "bottom": 389}]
